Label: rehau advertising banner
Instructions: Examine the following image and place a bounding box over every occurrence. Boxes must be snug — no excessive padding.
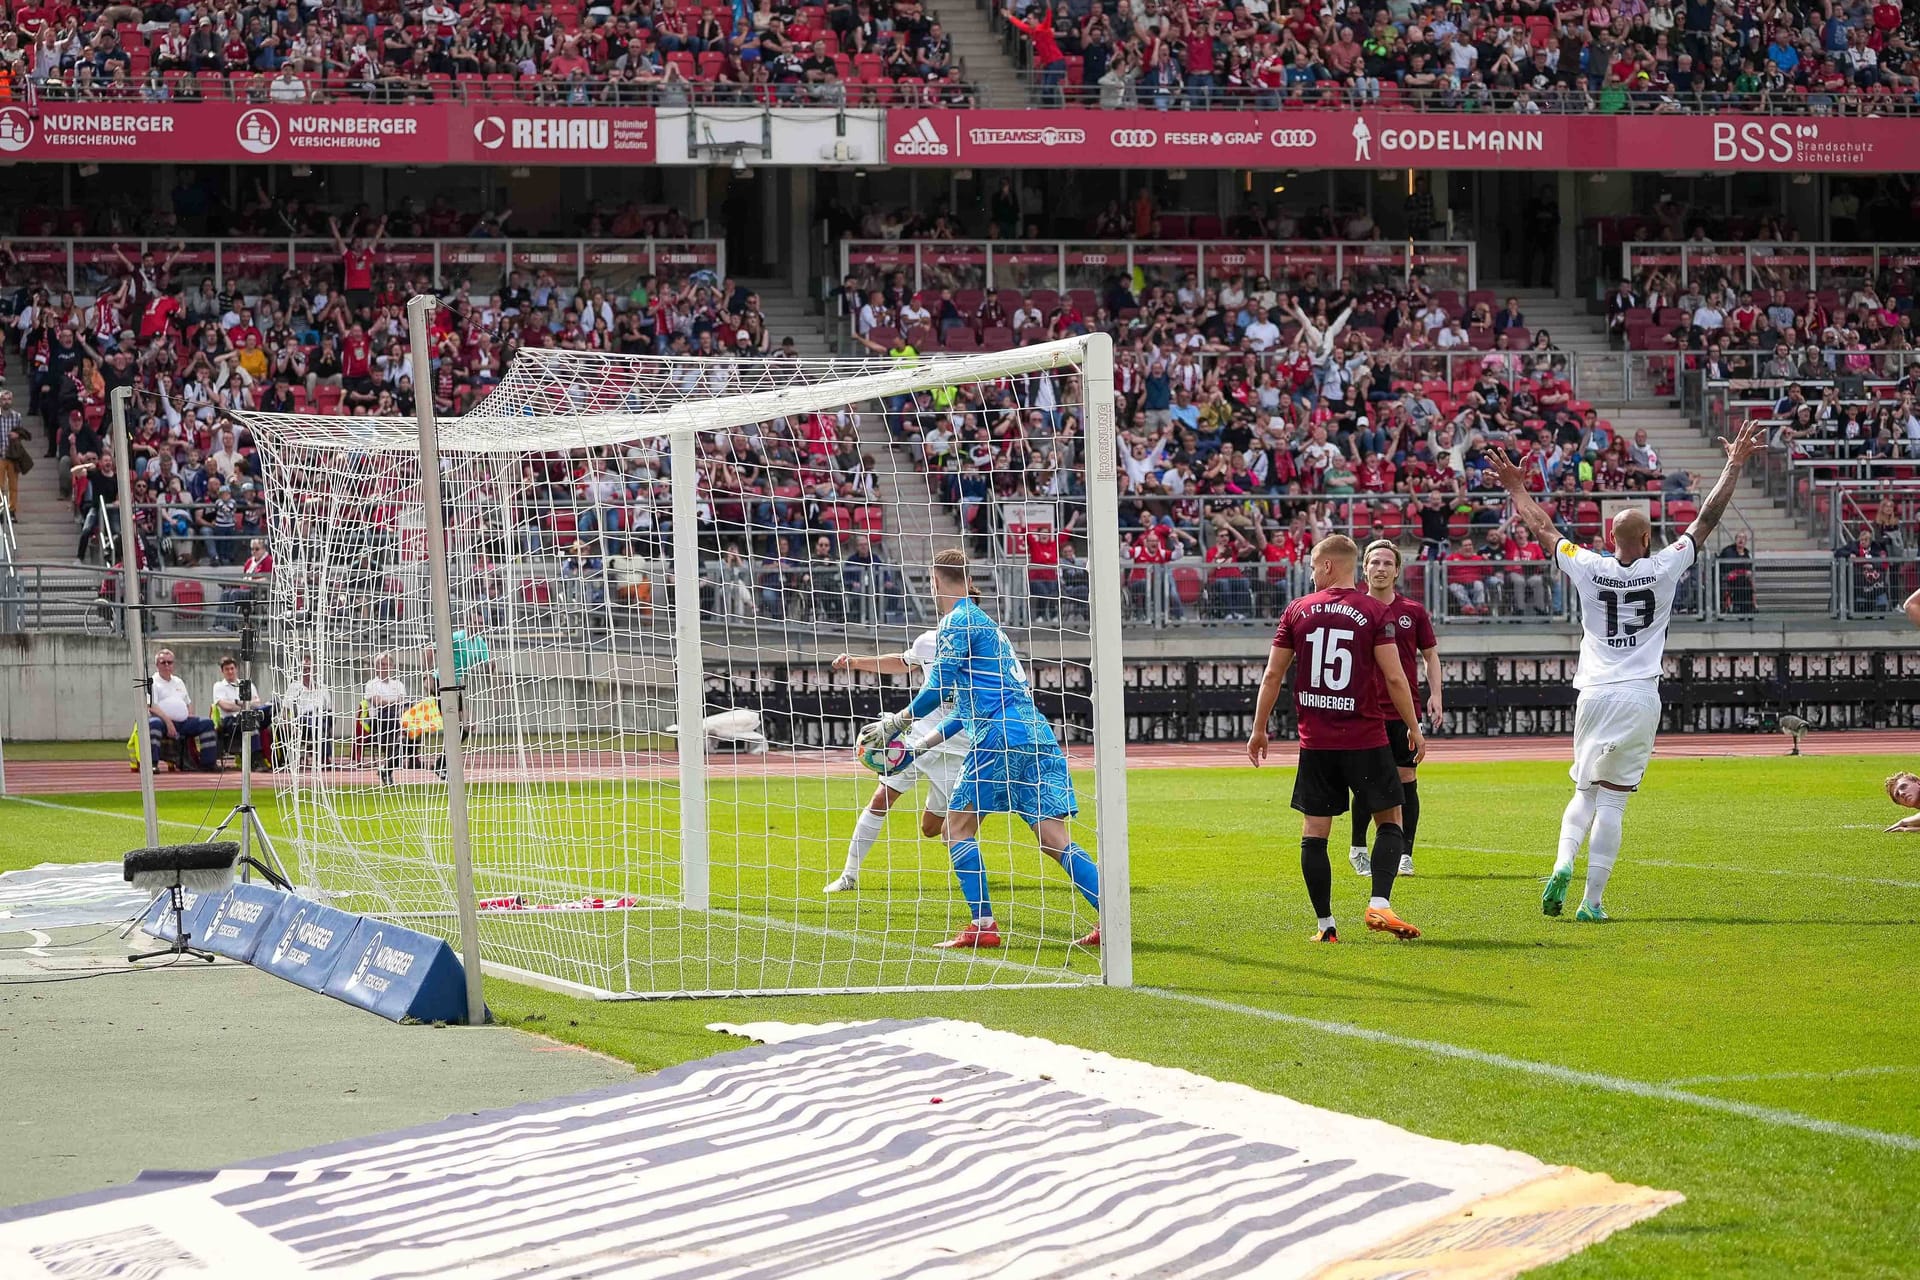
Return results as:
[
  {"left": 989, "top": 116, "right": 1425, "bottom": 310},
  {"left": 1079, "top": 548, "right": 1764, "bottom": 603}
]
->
[
  {"left": 0, "top": 102, "right": 654, "bottom": 165},
  {"left": 884, "top": 108, "right": 1920, "bottom": 172}
]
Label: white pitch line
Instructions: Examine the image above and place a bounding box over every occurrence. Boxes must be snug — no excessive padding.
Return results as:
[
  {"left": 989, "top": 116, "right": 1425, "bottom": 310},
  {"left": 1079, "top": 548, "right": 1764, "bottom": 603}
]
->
[
  {"left": 25, "top": 929, "right": 51, "bottom": 958},
  {"left": 1665, "top": 1065, "right": 1919, "bottom": 1088},
  {"left": 0, "top": 795, "right": 204, "bottom": 832},
  {"left": 1133, "top": 987, "right": 1920, "bottom": 1154},
  {"left": 1638, "top": 859, "right": 1920, "bottom": 891},
  {"left": 1426, "top": 842, "right": 1920, "bottom": 891}
]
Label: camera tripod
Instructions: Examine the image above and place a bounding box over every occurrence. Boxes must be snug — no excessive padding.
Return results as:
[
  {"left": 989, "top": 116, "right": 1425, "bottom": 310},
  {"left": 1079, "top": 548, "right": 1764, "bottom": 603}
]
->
[
  {"left": 206, "top": 702, "right": 293, "bottom": 892},
  {"left": 207, "top": 600, "right": 293, "bottom": 892}
]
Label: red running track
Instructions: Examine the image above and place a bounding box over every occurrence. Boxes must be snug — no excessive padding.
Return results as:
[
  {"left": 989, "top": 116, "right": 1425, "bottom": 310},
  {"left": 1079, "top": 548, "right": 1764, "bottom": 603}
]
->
[{"left": 5, "top": 732, "right": 1916, "bottom": 797}]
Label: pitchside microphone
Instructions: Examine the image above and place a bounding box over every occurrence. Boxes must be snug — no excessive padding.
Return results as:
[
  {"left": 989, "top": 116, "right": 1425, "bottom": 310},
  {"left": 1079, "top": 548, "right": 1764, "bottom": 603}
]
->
[{"left": 124, "top": 841, "right": 240, "bottom": 964}]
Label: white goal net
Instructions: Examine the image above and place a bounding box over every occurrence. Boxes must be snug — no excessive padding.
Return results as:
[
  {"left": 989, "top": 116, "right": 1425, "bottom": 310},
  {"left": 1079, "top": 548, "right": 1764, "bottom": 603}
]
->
[{"left": 232, "top": 333, "right": 1128, "bottom": 998}]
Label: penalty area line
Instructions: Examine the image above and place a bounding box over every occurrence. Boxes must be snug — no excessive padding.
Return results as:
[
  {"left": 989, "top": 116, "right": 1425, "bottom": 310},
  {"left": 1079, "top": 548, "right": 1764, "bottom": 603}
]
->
[{"left": 1134, "top": 986, "right": 1920, "bottom": 1154}]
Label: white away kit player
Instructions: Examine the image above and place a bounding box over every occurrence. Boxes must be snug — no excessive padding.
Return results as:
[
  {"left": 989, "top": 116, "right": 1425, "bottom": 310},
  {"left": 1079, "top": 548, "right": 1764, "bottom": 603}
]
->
[
  {"left": 826, "top": 631, "right": 991, "bottom": 893},
  {"left": 1489, "top": 419, "right": 1766, "bottom": 921}
]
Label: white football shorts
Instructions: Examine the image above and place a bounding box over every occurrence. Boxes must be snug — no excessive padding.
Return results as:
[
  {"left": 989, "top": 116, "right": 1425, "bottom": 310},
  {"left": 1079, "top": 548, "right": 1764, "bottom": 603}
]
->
[
  {"left": 880, "top": 746, "right": 965, "bottom": 814},
  {"left": 1570, "top": 684, "right": 1663, "bottom": 790}
]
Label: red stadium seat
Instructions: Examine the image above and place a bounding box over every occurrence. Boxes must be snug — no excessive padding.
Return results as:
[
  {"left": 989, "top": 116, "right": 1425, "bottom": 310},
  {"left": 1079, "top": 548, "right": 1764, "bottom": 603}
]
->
[
  {"left": 1170, "top": 565, "right": 1205, "bottom": 607},
  {"left": 170, "top": 579, "right": 206, "bottom": 624}
]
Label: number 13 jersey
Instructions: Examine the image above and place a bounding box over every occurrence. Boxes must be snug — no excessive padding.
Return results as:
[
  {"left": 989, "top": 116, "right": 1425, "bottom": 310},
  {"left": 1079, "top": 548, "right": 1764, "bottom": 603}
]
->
[{"left": 1556, "top": 534, "right": 1696, "bottom": 691}]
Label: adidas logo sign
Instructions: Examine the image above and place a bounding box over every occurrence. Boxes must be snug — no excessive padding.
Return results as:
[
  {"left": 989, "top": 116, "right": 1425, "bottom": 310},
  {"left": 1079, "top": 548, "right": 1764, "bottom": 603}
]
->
[{"left": 893, "top": 117, "right": 950, "bottom": 157}]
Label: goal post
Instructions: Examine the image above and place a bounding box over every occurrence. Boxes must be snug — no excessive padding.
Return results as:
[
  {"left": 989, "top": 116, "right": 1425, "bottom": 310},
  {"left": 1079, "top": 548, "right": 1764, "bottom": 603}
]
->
[{"left": 235, "top": 329, "right": 1128, "bottom": 999}]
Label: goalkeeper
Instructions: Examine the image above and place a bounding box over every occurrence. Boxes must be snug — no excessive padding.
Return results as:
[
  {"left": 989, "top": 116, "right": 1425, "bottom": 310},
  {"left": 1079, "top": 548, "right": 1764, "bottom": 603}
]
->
[
  {"left": 868, "top": 549, "right": 1101, "bottom": 950},
  {"left": 828, "top": 632, "right": 972, "bottom": 894}
]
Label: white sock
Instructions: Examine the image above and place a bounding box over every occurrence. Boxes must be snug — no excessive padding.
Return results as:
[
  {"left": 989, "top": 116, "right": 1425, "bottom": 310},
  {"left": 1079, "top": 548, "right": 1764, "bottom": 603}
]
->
[
  {"left": 844, "top": 808, "right": 886, "bottom": 876},
  {"left": 1584, "top": 789, "right": 1629, "bottom": 906},
  {"left": 1317, "top": 915, "right": 1336, "bottom": 931},
  {"left": 1368, "top": 896, "right": 1390, "bottom": 910},
  {"left": 1556, "top": 788, "right": 1598, "bottom": 876}
]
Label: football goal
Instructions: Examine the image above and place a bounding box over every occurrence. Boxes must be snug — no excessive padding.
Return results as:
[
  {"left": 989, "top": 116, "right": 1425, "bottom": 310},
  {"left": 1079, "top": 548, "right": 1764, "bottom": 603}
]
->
[{"left": 233, "top": 325, "right": 1128, "bottom": 999}]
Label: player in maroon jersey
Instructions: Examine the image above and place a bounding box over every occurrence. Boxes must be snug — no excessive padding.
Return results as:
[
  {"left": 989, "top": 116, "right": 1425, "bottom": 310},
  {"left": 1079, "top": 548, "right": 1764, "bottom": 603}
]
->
[
  {"left": 1248, "top": 534, "right": 1427, "bottom": 942},
  {"left": 1350, "top": 539, "right": 1444, "bottom": 879}
]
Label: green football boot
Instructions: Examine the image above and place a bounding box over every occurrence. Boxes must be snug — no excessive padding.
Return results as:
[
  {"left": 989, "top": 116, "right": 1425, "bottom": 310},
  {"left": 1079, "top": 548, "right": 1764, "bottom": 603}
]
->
[{"left": 1541, "top": 869, "right": 1571, "bottom": 917}]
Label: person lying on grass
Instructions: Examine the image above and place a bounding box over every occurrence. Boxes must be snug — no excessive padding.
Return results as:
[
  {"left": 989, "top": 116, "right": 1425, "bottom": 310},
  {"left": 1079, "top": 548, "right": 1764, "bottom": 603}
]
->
[{"left": 1883, "top": 772, "right": 1920, "bottom": 832}]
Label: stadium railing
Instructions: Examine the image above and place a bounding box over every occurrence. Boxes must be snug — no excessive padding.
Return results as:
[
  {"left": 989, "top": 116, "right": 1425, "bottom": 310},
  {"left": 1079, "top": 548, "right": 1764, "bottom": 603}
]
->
[
  {"left": 4, "top": 237, "right": 727, "bottom": 300},
  {"left": 1694, "top": 375, "right": 1920, "bottom": 536},
  {"left": 842, "top": 239, "right": 1479, "bottom": 298},
  {"left": 1620, "top": 242, "right": 1920, "bottom": 293},
  {"left": 991, "top": 65, "right": 1920, "bottom": 116},
  {"left": 15, "top": 73, "right": 978, "bottom": 112}
]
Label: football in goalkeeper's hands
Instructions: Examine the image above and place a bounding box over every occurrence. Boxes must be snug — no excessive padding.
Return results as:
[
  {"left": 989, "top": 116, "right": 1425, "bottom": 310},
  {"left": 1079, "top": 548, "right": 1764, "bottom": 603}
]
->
[{"left": 859, "top": 734, "right": 911, "bottom": 776}]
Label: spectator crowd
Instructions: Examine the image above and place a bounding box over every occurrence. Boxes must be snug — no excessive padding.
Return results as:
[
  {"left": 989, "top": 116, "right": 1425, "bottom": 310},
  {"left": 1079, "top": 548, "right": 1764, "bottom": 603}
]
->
[
  {"left": 1000, "top": 0, "right": 1920, "bottom": 114},
  {"left": 4, "top": 211, "right": 909, "bottom": 624},
  {"left": 0, "top": 0, "right": 977, "bottom": 106},
  {"left": 839, "top": 248, "right": 1738, "bottom": 618}
]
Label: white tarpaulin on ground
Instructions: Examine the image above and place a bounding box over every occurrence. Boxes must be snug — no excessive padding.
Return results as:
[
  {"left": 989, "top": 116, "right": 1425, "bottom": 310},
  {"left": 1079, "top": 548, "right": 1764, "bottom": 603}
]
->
[
  {"left": 0, "top": 863, "right": 152, "bottom": 932},
  {"left": 0, "top": 1019, "right": 1679, "bottom": 1279}
]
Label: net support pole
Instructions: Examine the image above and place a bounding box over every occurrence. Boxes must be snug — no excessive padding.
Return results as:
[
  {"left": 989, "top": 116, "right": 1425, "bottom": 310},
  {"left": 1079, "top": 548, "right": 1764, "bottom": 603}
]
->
[
  {"left": 1081, "top": 331, "right": 1131, "bottom": 988},
  {"left": 111, "top": 385, "right": 160, "bottom": 850},
  {"left": 671, "top": 428, "right": 709, "bottom": 911},
  {"left": 407, "top": 294, "right": 487, "bottom": 1027}
]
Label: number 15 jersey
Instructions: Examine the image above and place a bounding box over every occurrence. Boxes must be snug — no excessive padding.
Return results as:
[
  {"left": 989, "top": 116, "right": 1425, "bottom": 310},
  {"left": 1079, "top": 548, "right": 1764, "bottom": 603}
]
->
[
  {"left": 1557, "top": 534, "right": 1696, "bottom": 692},
  {"left": 1273, "top": 586, "right": 1397, "bottom": 750}
]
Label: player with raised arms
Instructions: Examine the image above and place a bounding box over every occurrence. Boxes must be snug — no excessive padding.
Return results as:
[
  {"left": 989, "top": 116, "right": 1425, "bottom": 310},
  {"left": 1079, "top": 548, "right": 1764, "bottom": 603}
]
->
[
  {"left": 1488, "top": 418, "right": 1766, "bottom": 920},
  {"left": 1248, "top": 533, "right": 1427, "bottom": 942},
  {"left": 867, "top": 548, "right": 1100, "bottom": 950},
  {"left": 827, "top": 626, "right": 1000, "bottom": 894},
  {"left": 1349, "top": 538, "right": 1443, "bottom": 879}
]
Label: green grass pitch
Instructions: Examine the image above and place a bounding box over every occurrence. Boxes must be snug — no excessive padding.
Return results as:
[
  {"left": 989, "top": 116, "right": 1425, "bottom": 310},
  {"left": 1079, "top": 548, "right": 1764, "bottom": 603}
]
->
[{"left": 3, "top": 755, "right": 1916, "bottom": 1276}]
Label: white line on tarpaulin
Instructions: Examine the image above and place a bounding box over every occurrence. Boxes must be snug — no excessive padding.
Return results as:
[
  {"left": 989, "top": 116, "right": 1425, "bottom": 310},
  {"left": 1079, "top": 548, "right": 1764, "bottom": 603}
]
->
[{"left": 1134, "top": 987, "right": 1920, "bottom": 1153}]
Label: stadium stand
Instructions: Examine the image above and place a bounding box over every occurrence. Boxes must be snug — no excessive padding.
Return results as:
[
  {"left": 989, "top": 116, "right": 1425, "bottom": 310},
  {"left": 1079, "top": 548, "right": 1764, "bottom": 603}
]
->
[
  {"left": 833, "top": 237, "right": 1710, "bottom": 620},
  {"left": 0, "top": 226, "right": 912, "bottom": 633},
  {"left": 993, "top": 0, "right": 1920, "bottom": 112},
  {"left": 0, "top": 0, "right": 980, "bottom": 107}
]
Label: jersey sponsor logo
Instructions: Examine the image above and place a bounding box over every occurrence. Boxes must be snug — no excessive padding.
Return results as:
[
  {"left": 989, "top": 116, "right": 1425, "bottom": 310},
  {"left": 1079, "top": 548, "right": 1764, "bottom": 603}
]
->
[
  {"left": 1303, "top": 600, "right": 1372, "bottom": 625},
  {"left": 1300, "top": 692, "right": 1357, "bottom": 711}
]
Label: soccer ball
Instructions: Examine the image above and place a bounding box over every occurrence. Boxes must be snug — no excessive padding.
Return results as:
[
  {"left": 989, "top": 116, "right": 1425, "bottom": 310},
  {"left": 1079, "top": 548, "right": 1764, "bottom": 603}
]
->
[{"left": 859, "top": 735, "right": 910, "bottom": 775}]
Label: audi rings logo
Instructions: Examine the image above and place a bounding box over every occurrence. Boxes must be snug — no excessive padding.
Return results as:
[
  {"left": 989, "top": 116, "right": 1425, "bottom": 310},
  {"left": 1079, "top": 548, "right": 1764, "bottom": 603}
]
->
[
  {"left": 1110, "top": 128, "right": 1159, "bottom": 148},
  {"left": 1269, "top": 128, "right": 1318, "bottom": 148}
]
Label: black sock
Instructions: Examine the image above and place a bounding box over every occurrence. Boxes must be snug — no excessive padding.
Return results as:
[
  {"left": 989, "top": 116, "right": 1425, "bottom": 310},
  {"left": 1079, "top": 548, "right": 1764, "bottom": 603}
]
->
[
  {"left": 1370, "top": 823, "right": 1403, "bottom": 903},
  {"left": 1300, "top": 837, "right": 1333, "bottom": 919},
  {"left": 1350, "top": 804, "right": 1370, "bottom": 850},
  {"left": 1402, "top": 780, "right": 1420, "bottom": 856}
]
